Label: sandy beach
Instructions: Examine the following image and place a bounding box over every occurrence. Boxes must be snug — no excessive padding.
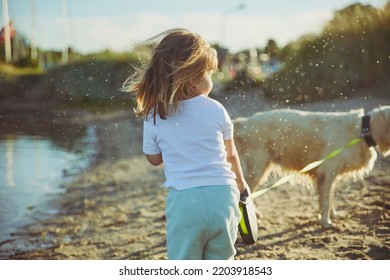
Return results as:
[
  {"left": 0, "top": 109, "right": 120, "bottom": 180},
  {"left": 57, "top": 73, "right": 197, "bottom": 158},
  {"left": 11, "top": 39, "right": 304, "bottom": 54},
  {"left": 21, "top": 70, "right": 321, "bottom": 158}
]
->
[{"left": 1, "top": 90, "right": 389, "bottom": 260}]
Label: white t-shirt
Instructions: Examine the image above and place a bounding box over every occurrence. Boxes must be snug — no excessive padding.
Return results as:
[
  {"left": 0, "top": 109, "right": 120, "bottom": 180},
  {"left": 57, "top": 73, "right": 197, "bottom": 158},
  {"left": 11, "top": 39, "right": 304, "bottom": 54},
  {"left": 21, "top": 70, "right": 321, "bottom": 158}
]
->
[{"left": 143, "top": 94, "right": 237, "bottom": 190}]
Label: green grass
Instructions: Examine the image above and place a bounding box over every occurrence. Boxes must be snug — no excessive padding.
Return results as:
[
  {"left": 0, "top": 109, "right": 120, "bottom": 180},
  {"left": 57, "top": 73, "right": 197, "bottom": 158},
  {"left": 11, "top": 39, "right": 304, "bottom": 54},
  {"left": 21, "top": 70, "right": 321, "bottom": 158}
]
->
[{"left": 0, "top": 63, "right": 44, "bottom": 78}]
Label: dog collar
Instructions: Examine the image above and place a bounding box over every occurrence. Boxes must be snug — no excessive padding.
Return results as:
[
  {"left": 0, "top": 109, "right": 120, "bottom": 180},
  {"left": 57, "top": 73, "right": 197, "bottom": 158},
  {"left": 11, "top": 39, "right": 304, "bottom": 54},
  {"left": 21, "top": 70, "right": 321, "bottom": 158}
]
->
[{"left": 361, "top": 115, "right": 377, "bottom": 147}]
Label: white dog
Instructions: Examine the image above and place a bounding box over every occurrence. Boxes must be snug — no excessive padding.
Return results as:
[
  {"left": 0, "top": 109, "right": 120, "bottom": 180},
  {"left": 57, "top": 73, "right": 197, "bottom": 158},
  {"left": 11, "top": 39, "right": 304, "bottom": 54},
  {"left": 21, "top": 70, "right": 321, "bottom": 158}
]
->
[{"left": 233, "top": 106, "right": 390, "bottom": 228}]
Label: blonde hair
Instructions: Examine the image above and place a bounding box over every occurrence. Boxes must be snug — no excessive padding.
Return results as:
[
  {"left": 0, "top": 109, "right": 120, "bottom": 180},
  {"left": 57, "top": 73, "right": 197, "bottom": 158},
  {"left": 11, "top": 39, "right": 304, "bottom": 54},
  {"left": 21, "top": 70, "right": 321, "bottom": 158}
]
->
[{"left": 123, "top": 28, "right": 218, "bottom": 122}]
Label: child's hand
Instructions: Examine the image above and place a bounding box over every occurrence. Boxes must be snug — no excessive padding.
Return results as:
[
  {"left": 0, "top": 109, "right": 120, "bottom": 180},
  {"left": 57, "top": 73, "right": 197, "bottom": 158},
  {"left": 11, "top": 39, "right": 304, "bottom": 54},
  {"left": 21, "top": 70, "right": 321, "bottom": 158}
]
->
[
  {"left": 237, "top": 182, "right": 249, "bottom": 194},
  {"left": 239, "top": 187, "right": 251, "bottom": 205}
]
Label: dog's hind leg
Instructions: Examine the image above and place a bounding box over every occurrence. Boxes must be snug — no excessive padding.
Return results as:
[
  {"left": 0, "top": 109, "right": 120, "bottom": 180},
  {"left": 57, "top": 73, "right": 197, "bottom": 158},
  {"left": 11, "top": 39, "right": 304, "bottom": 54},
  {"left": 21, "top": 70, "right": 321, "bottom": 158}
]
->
[{"left": 316, "top": 171, "right": 337, "bottom": 229}]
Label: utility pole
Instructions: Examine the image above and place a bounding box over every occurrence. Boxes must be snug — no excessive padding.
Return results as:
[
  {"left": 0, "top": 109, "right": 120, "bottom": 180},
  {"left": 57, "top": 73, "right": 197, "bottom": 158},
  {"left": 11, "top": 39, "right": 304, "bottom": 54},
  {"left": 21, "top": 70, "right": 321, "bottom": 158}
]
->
[
  {"left": 221, "top": 3, "right": 246, "bottom": 49},
  {"left": 31, "top": 0, "right": 38, "bottom": 62},
  {"left": 61, "top": 0, "right": 69, "bottom": 64},
  {"left": 2, "top": 0, "right": 12, "bottom": 63}
]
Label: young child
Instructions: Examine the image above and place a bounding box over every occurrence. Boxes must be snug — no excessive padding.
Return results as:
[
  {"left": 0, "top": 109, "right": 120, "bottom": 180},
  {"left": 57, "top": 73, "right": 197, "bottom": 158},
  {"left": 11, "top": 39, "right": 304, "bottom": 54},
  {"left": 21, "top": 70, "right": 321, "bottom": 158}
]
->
[{"left": 124, "top": 28, "right": 249, "bottom": 260}]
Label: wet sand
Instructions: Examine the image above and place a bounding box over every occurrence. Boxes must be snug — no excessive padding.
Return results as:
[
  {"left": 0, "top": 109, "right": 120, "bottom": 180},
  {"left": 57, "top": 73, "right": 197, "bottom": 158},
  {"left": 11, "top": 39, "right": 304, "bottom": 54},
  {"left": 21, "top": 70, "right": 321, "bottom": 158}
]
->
[{"left": 1, "top": 91, "right": 389, "bottom": 260}]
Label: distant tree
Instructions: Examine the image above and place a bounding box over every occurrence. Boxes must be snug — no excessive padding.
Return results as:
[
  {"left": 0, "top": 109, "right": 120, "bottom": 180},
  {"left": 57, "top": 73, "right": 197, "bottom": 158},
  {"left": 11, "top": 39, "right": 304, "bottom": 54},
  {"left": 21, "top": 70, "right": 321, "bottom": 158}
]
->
[
  {"left": 262, "top": 3, "right": 390, "bottom": 102},
  {"left": 264, "top": 39, "right": 279, "bottom": 58}
]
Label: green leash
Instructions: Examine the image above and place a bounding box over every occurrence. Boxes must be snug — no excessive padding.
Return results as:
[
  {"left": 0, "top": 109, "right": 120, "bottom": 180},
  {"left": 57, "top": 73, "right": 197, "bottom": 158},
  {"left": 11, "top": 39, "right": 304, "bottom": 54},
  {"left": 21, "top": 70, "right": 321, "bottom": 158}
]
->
[{"left": 251, "top": 137, "right": 362, "bottom": 200}]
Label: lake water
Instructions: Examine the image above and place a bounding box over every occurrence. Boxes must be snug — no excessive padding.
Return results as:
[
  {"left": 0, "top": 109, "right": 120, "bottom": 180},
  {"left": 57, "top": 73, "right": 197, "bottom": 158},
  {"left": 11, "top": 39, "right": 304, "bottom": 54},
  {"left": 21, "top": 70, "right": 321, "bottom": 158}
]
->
[{"left": 0, "top": 125, "right": 97, "bottom": 241}]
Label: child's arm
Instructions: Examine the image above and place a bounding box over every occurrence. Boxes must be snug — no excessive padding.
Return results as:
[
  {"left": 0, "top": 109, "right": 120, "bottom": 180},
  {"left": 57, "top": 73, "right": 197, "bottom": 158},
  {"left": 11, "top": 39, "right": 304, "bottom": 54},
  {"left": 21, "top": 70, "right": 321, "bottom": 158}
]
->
[
  {"left": 224, "top": 138, "right": 248, "bottom": 193},
  {"left": 145, "top": 153, "right": 163, "bottom": 166}
]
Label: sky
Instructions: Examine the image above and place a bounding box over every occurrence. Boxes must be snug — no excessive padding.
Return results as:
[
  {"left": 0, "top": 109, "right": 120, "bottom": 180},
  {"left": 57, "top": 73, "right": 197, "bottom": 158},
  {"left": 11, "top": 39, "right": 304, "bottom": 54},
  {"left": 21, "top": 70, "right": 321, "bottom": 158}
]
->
[{"left": 1, "top": 0, "right": 388, "bottom": 54}]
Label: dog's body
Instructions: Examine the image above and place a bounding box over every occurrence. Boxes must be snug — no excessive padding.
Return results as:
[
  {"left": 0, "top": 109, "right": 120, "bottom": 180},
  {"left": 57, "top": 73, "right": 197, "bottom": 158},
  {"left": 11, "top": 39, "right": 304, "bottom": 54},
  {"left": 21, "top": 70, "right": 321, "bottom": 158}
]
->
[{"left": 234, "top": 106, "right": 390, "bottom": 228}]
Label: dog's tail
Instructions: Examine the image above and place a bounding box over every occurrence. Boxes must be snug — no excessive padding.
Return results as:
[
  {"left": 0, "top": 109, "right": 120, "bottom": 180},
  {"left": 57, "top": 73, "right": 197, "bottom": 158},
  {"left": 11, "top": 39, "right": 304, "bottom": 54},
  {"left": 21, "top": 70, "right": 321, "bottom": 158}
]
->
[
  {"left": 233, "top": 118, "right": 246, "bottom": 150},
  {"left": 232, "top": 117, "right": 247, "bottom": 138},
  {"left": 232, "top": 118, "right": 249, "bottom": 176}
]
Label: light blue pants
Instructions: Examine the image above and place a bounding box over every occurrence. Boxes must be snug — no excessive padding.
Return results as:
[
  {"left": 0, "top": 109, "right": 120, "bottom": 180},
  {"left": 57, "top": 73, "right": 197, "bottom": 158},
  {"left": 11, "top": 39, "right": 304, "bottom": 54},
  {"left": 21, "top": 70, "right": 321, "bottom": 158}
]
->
[{"left": 165, "top": 185, "right": 241, "bottom": 260}]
